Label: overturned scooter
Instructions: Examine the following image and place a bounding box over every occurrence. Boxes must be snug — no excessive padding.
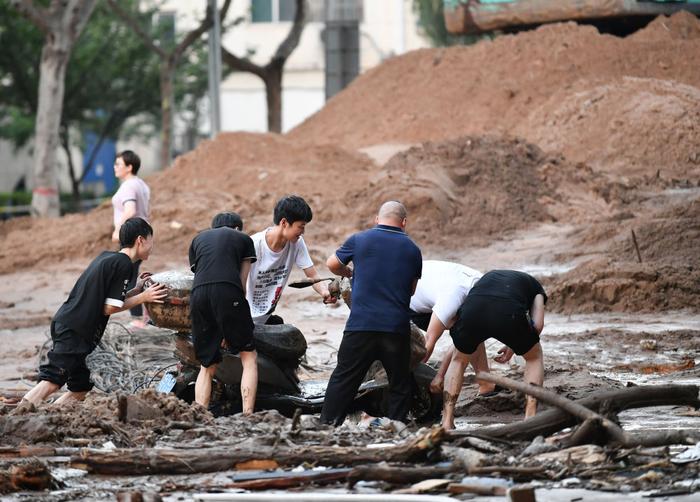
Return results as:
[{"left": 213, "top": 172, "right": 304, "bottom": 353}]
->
[{"left": 145, "top": 271, "right": 440, "bottom": 421}]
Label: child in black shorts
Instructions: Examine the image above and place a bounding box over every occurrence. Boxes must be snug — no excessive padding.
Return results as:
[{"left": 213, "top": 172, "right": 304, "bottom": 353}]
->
[{"left": 188, "top": 212, "right": 258, "bottom": 413}]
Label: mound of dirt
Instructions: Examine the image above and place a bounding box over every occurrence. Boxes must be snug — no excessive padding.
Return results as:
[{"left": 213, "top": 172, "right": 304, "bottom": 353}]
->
[
  {"left": 611, "top": 195, "right": 700, "bottom": 265},
  {"left": 547, "top": 194, "right": 700, "bottom": 313},
  {"left": 519, "top": 77, "right": 700, "bottom": 178},
  {"left": 0, "top": 389, "right": 212, "bottom": 447},
  {"left": 0, "top": 133, "right": 378, "bottom": 274},
  {"left": 289, "top": 13, "right": 700, "bottom": 179},
  {"left": 340, "top": 135, "right": 609, "bottom": 247},
  {"left": 547, "top": 259, "right": 700, "bottom": 313}
]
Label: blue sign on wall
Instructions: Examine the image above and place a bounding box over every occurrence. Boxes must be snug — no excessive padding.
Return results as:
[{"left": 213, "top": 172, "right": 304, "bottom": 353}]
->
[{"left": 82, "top": 132, "right": 117, "bottom": 193}]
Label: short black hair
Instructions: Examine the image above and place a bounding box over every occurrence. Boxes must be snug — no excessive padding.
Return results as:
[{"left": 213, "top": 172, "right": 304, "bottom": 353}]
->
[
  {"left": 119, "top": 217, "right": 153, "bottom": 248},
  {"left": 211, "top": 211, "right": 243, "bottom": 230},
  {"left": 117, "top": 150, "right": 141, "bottom": 175},
  {"left": 273, "top": 195, "right": 313, "bottom": 225}
]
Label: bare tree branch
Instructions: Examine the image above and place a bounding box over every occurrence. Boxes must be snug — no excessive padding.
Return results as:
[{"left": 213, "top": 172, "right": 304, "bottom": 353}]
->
[
  {"left": 172, "top": 0, "right": 233, "bottom": 63},
  {"left": 221, "top": 48, "right": 266, "bottom": 79},
  {"left": 105, "top": 0, "right": 166, "bottom": 58},
  {"left": 9, "top": 0, "right": 52, "bottom": 34},
  {"left": 64, "top": 0, "right": 100, "bottom": 43},
  {"left": 271, "top": 0, "right": 307, "bottom": 64}
]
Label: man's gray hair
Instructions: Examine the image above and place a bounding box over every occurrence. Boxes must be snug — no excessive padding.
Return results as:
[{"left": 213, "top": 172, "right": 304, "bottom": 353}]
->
[{"left": 378, "top": 200, "right": 407, "bottom": 221}]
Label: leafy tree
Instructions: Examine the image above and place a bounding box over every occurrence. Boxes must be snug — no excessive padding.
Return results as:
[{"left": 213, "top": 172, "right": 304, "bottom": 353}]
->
[
  {"left": 8, "top": 0, "right": 98, "bottom": 217},
  {"left": 1, "top": 1, "right": 218, "bottom": 206},
  {"left": 107, "top": 0, "right": 232, "bottom": 169}
]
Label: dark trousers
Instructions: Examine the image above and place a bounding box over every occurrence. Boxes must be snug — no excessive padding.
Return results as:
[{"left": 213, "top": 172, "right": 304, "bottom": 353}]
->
[{"left": 321, "top": 330, "right": 412, "bottom": 425}]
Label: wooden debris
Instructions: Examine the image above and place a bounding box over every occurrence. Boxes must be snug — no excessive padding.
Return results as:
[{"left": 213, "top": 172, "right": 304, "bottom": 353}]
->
[
  {"left": 347, "top": 463, "right": 457, "bottom": 487},
  {"left": 71, "top": 428, "right": 445, "bottom": 475},
  {"left": 393, "top": 478, "right": 451, "bottom": 494},
  {"left": 533, "top": 444, "right": 606, "bottom": 465},
  {"left": 0, "top": 460, "right": 52, "bottom": 493},
  {"left": 459, "top": 383, "right": 699, "bottom": 442},
  {"left": 474, "top": 373, "right": 699, "bottom": 448},
  {"left": 226, "top": 468, "right": 351, "bottom": 490},
  {"left": 448, "top": 482, "right": 507, "bottom": 496},
  {"left": 507, "top": 485, "right": 536, "bottom": 502}
]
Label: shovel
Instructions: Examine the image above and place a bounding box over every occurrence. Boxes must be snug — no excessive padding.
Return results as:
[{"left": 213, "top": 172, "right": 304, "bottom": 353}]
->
[{"left": 287, "top": 277, "right": 335, "bottom": 289}]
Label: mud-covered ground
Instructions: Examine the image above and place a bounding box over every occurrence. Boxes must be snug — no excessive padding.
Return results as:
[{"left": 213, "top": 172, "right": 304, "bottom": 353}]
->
[{"left": 1, "top": 230, "right": 698, "bottom": 500}]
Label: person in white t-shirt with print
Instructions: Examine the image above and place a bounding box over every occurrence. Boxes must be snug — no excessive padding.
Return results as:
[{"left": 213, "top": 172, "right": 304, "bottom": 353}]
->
[
  {"left": 246, "top": 195, "right": 336, "bottom": 325},
  {"left": 411, "top": 260, "right": 501, "bottom": 397}
]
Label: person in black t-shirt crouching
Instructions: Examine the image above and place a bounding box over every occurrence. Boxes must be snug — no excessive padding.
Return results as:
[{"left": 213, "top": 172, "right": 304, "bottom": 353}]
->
[
  {"left": 20, "top": 217, "right": 168, "bottom": 408},
  {"left": 441, "top": 270, "right": 547, "bottom": 429},
  {"left": 188, "top": 212, "right": 258, "bottom": 413}
]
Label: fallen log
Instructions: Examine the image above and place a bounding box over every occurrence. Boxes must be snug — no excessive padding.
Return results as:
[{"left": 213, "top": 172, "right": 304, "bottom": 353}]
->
[
  {"left": 71, "top": 428, "right": 445, "bottom": 475},
  {"left": 468, "top": 374, "right": 699, "bottom": 448},
  {"left": 447, "top": 483, "right": 506, "bottom": 496},
  {"left": 347, "top": 464, "right": 457, "bottom": 487},
  {"left": 449, "top": 383, "right": 699, "bottom": 442},
  {"left": 0, "top": 446, "right": 81, "bottom": 458},
  {"left": 226, "top": 467, "right": 352, "bottom": 490}
]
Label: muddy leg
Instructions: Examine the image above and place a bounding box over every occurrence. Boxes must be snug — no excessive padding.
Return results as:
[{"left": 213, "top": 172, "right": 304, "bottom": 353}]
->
[
  {"left": 470, "top": 342, "right": 495, "bottom": 395},
  {"left": 522, "top": 342, "right": 544, "bottom": 418},
  {"left": 195, "top": 364, "right": 217, "bottom": 408},
  {"left": 442, "top": 350, "right": 471, "bottom": 429},
  {"left": 430, "top": 348, "right": 452, "bottom": 393},
  {"left": 239, "top": 350, "right": 258, "bottom": 415}
]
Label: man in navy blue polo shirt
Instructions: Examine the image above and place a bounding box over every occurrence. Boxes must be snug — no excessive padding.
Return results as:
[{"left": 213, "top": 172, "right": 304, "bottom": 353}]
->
[{"left": 320, "top": 201, "right": 422, "bottom": 425}]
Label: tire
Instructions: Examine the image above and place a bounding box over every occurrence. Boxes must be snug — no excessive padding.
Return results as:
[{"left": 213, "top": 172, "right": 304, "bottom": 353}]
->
[{"left": 253, "top": 323, "right": 307, "bottom": 362}]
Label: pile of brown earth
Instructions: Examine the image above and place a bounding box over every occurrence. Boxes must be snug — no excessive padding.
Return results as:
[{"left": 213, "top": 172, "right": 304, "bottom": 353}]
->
[
  {"left": 547, "top": 196, "right": 700, "bottom": 313},
  {"left": 341, "top": 135, "right": 613, "bottom": 248},
  {"left": 289, "top": 12, "right": 700, "bottom": 179},
  {"left": 2, "top": 13, "right": 699, "bottom": 314}
]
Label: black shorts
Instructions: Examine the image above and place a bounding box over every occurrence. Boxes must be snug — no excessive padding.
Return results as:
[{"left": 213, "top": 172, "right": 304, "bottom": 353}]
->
[
  {"left": 38, "top": 322, "right": 94, "bottom": 392},
  {"left": 190, "top": 283, "right": 255, "bottom": 367},
  {"left": 450, "top": 295, "right": 539, "bottom": 356}
]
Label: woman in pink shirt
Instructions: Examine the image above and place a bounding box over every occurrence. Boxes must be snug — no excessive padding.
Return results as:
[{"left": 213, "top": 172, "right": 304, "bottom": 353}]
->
[{"left": 112, "top": 150, "right": 151, "bottom": 328}]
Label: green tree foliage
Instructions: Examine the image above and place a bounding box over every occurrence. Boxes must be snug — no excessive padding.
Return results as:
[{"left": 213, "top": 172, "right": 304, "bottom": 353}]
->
[
  {"left": 0, "top": 0, "right": 215, "bottom": 202},
  {"left": 0, "top": 1, "right": 43, "bottom": 147}
]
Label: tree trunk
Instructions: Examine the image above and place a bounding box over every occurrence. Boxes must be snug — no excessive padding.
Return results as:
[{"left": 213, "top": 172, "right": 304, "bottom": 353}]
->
[
  {"left": 159, "top": 64, "right": 175, "bottom": 170},
  {"left": 59, "top": 124, "right": 81, "bottom": 209},
  {"left": 265, "top": 65, "right": 283, "bottom": 133},
  {"left": 31, "top": 39, "right": 70, "bottom": 217}
]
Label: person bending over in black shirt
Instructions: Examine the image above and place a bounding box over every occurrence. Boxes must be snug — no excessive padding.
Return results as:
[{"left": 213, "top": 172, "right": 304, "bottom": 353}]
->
[
  {"left": 20, "top": 217, "right": 167, "bottom": 408},
  {"left": 188, "top": 212, "right": 258, "bottom": 413},
  {"left": 442, "top": 270, "right": 547, "bottom": 428}
]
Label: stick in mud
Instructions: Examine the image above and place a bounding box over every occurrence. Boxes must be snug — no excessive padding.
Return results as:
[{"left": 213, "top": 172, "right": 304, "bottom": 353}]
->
[
  {"left": 631, "top": 229, "right": 643, "bottom": 263},
  {"left": 472, "top": 373, "right": 700, "bottom": 448}
]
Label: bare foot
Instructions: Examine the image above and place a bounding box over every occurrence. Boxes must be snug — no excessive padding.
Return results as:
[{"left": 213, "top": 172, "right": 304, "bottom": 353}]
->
[{"left": 441, "top": 419, "right": 455, "bottom": 430}]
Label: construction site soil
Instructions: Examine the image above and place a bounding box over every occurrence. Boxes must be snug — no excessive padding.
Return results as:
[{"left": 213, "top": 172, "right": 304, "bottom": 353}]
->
[{"left": 1, "top": 12, "right": 699, "bottom": 500}]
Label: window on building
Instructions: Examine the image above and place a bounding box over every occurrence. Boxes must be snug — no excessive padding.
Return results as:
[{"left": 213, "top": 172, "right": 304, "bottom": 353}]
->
[
  {"left": 252, "top": 0, "right": 296, "bottom": 22},
  {"left": 251, "top": 0, "right": 325, "bottom": 22}
]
